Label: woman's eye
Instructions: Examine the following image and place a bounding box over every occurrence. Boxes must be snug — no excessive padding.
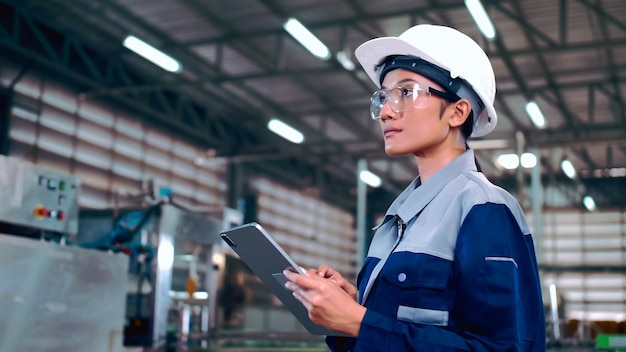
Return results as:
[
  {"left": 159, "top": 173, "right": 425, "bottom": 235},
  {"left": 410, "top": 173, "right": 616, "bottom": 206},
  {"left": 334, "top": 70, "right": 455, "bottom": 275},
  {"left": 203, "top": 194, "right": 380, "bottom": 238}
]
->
[{"left": 399, "top": 87, "right": 414, "bottom": 97}]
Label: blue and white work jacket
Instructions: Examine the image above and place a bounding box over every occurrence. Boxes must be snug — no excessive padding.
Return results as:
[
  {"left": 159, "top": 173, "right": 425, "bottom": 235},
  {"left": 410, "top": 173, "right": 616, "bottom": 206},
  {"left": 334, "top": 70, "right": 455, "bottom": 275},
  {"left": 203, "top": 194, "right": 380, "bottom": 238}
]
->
[{"left": 328, "top": 150, "right": 546, "bottom": 351}]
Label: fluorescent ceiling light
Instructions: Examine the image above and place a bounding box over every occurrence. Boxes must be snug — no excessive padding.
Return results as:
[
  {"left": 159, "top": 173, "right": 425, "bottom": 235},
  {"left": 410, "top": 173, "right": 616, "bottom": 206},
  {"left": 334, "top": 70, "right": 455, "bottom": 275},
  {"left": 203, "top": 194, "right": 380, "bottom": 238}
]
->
[
  {"left": 359, "top": 170, "right": 382, "bottom": 188},
  {"left": 583, "top": 195, "right": 596, "bottom": 211},
  {"left": 267, "top": 118, "right": 304, "bottom": 144},
  {"left": 283, "top": 18, "right": 331, "bottom": 60},
  {"left": 123, "top": 35, "right": 182, "bottom": 73},
  {"left": 525, "top": 101, "right": 547, "bottom": 128},
  {"left": 497, "top": 154, "right": 519, "bottom": 170},
  {"left": 336, "top": 51, "right": 355, "bottom": 71},
  {"left": 497, "top": 153, "right": 538, "bottom": 169},
  {"left": 465, "top": 0, "right": 496, "bottom": 40},
  {"left": 560, "top": 159, "right": 576, "bottom": 179},
  {"left": 609, "top": 167, "right": 626, "bottom": 177},
  {"left": 520, "top": 152, "right": 537, "bottom": 168}
]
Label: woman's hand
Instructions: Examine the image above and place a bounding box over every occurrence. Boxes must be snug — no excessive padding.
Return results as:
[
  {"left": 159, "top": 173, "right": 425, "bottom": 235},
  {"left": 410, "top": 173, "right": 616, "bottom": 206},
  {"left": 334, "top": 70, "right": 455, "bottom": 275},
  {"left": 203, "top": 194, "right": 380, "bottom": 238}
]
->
[
  {"left": 315, "top": 264, "right": 358, "bottom": 301},
  {"left": 283, "top": 268, "right": 365, "bottom": 337}
]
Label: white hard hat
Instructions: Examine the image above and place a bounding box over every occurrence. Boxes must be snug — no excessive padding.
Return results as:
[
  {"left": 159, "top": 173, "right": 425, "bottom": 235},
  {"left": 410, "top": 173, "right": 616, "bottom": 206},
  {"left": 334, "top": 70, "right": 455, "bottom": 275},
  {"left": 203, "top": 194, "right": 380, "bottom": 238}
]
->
[{"left": 355, "top": 24, "right": 497, "bottom": 138}]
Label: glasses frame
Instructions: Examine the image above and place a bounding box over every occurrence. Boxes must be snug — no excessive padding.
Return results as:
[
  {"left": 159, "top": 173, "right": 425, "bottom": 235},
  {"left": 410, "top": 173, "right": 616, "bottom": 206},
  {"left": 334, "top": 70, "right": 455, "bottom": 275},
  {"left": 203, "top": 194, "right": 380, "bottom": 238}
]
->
[{"left": 370, "top": 83, "right": 460, "bottom": 120}]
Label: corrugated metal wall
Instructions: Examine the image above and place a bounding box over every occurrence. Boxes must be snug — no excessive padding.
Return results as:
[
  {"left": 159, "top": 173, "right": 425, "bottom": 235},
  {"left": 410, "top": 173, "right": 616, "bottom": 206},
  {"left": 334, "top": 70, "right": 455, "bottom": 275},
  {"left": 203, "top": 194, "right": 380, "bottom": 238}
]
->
[
  {"left": 2, "top": 57, "right": 227, "bottom": 210},
  {"left": 536, "top": 209, "right": 626, "bottom": 322}
]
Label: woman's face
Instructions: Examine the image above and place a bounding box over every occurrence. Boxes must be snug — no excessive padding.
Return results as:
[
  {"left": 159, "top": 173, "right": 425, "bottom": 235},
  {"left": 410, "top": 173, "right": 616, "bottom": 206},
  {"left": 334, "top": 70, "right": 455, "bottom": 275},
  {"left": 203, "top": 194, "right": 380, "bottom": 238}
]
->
[{"left": 378, "top": 69, "right": 453, "bottom": 157}]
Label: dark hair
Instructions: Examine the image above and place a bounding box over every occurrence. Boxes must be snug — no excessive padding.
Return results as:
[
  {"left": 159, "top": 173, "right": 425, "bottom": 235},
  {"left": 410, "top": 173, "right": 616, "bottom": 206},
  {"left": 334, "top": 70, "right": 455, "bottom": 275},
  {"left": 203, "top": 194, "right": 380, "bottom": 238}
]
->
[{"left": 461, "top": 112, "right": 474, "bottom": 140}]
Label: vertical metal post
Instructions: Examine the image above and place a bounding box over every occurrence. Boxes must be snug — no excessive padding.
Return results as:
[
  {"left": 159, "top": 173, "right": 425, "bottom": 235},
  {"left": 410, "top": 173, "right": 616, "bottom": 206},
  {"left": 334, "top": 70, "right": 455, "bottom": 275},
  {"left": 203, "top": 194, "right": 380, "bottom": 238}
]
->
[
  {"left": 549, "top": 284, "right": 561, "bottom": 341},
  {"left": 356, "top": 158, "right": 368, "bottom": 269},
  {"left": 516, "top": 131, "right": 526, "bottom": 206},
  {"left": 154, "top": 232, "right": 175, "bottom": 347},
  {"left": 530, "top": 147, "right": 543, "bottom": 263},
  {"left": 227, "top": 161, "right": 242, "bottom": 209},
  {"left": 0, "top": 89, "right": 12, "bottom": 155}
]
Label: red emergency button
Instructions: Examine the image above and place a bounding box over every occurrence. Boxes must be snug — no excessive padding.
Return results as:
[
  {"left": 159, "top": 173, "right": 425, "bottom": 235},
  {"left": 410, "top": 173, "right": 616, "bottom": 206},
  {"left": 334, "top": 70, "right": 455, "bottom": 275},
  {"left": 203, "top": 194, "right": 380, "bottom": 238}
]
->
[
  {"left": 33, "top": 205, "right": 49, "bottom": 219},
  {"left": 57, "top": 211, "right": 65, "bottom": 220}
]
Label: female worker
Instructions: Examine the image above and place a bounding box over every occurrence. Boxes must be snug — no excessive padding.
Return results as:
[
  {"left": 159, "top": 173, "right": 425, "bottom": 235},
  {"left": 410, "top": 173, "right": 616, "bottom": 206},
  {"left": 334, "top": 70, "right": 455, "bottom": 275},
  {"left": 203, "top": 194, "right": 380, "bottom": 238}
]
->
[{"left": 283, "top": 24, "right": 546, "bottom": 351}]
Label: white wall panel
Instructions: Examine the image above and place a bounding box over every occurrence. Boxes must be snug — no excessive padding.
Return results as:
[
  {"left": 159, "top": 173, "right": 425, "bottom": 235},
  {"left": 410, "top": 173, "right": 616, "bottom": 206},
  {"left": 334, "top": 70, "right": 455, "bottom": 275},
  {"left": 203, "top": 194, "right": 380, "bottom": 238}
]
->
[
  {"left": 9, "top": 117, "right": 37, "bottom": 145},
  {"left": 37, "top": 129, "right": 73, "bottom": 158},
  {"left": 40, "top": 106, "right": 76, "bottom": 135},
  {"left": 12, "top": 106, "right": 39, "bottom": 122},
  {"left": 144, "top": 147, "right": 171, "bottom": 171},
  {"left": 74, "top": 163, "right": 110, "bottom": 190},
  {"left": 36, "top": 150, "right": 72, "bottom": 174},
  {"left": 42, "top": 84, "right": 77, "bottom": 114},
  {"left": 114, "top": 116, "right": 144, "bottom": 139},
  {"left": 171, "top": 141, "right": 197, "bottom": 160},
  {"left": 12, "top": 75, "right": 42, "bottom": 99},
  {"left": 78, "top": 100, "right": 115, "bottom": 128},
  {"left": 171, "top": 159, "right": 196, "bottom": 180},
  {"left": 77, "top": 121, "right": 113, "bottom": 149},
  {"left": 113, "top": 137, "right": 144, "bottom": 161},
  {"left": 145, "top": 129, "right": 172, "bottom": 151}
]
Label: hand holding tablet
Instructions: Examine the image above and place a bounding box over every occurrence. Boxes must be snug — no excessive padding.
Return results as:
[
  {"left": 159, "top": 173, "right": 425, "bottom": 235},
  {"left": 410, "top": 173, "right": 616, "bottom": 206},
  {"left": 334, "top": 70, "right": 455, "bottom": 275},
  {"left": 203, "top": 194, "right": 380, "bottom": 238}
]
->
[{"left": 220, "top": 222, "right": 347, "bottom": 336}]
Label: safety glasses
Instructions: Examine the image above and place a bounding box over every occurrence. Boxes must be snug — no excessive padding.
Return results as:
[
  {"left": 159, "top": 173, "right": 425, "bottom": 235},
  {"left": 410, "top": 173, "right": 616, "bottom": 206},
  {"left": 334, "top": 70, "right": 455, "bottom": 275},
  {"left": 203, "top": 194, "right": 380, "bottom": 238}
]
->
[{"left": 370, "top": 83, "right": 460, "bottom": 120}]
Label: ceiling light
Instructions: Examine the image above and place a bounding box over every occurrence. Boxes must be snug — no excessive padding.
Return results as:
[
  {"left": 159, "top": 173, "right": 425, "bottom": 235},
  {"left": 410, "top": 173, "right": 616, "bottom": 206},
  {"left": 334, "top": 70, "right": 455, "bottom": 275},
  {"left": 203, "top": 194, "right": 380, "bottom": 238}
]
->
[
  {"left": 583, "top": 195, "right": 596, "bottom": 211},
  {"left": 525, "top": 101, "right": 547, "bottom": 128},
  {"left": 497, "top": 153, "right": 519, "bottom": 170},
  {"left": 465, "top": 0, "right": 496, "bottom": 40},
  {"left": 267, "top": 118, "right": 304, "bottom": 144},
  {"left": 283, "top": 18, "right": 331, "bottom": 60},
  {"left": 560, "top": 159, "right": 576, "bottom": 179},
  {"left": 359, "top": 170, "right": 382, "bottom": 188},
  {"left": 123, "top": 35, "right": 182, "bottom": 73},
  {"left": 336, "top": 51, "right": 355, "bottom": 71},
  {"left": 609, "top": 167, "right": 626, "bottom": 177},
  {"left": 520, "top": 152, "right": 537, "bottom": 168}
]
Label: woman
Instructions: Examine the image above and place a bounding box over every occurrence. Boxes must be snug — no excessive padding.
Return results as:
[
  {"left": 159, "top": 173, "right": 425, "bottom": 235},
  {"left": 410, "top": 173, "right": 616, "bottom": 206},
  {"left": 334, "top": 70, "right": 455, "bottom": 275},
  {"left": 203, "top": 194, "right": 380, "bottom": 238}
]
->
[{"left": 283, "top": 24, "right": 545, "bottom": 351}]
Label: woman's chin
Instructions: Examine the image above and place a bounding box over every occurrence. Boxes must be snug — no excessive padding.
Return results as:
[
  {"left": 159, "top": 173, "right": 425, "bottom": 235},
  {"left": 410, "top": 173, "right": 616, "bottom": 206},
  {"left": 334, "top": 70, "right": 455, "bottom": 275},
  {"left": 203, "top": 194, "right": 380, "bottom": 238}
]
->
[{"left": 384, "top": 146, "right": 407, "bottom": 157}]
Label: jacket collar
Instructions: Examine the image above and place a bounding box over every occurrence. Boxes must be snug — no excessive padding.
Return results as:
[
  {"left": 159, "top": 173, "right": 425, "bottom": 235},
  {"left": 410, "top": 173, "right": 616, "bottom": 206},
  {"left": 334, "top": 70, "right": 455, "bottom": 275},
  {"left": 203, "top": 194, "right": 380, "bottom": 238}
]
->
[{"left": 386, "top": 149, "right": 477, "bottom": 223}]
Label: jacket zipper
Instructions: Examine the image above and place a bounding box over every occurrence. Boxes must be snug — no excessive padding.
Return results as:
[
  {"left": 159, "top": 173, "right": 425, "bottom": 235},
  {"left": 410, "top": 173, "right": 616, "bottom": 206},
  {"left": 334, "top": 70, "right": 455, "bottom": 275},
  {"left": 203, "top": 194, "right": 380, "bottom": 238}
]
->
[{"left": 396, "top": 217, "right": 406, "bottom": 243}]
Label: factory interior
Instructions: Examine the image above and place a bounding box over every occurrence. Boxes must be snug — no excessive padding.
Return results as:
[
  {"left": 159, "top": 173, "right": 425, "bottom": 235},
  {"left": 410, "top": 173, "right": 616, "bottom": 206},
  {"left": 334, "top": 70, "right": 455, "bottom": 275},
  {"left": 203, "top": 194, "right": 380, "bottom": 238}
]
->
[{"left": 0, "top": 0, "right": 625, "bottom": 351}]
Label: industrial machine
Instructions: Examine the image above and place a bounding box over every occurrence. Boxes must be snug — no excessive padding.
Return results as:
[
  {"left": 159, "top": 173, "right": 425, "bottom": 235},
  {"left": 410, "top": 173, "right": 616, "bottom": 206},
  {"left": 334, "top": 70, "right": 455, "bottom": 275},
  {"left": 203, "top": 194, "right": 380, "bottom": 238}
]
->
[
  {"left": 0, "top": 155, "right": 129, "bottom": 352},
  {"left": 78, "top": 195, "right": 241, "bottom": 350},
  {"left": 0, "top": 154, "right": 317, "bottom": 351},
  {"left": 0, "top": 155, "right": 79, "bottom": 237}
]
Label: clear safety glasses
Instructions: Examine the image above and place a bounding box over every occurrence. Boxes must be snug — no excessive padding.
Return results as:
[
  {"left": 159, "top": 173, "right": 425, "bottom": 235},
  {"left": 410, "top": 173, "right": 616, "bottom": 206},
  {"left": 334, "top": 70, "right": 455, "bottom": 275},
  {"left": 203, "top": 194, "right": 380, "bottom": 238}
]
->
[{"left": 369, "top": 83, "right": 459, "bottom": 120}]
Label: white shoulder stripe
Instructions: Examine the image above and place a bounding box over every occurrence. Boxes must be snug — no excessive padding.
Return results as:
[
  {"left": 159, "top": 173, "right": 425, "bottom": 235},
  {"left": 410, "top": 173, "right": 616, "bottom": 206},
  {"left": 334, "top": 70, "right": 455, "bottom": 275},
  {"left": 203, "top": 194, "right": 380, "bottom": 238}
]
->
[{"left": 485, "top": 256, "right": 518, "bottom": 269}]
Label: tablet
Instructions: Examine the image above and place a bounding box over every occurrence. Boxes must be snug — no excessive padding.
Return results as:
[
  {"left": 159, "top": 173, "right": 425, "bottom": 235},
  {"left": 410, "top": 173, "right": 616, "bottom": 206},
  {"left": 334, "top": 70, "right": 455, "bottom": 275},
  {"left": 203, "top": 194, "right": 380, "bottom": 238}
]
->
[{"left": 220, "top": 222, "right": 346, "bottom": 336}]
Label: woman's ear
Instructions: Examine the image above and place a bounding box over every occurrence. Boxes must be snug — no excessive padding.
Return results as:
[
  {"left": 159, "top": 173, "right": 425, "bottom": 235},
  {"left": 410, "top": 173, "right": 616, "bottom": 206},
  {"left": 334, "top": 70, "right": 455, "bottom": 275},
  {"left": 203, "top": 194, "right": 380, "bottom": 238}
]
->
[{"left": 448, "top": 99, "right": 472, "bottom": 128}]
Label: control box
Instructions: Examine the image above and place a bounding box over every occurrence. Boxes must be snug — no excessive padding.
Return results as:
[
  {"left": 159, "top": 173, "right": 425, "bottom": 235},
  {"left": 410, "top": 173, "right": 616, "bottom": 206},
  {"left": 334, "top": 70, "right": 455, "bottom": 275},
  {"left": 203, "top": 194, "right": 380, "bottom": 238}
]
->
[{"left": 0, "top": 155, "right": 80, "bottom": 234}]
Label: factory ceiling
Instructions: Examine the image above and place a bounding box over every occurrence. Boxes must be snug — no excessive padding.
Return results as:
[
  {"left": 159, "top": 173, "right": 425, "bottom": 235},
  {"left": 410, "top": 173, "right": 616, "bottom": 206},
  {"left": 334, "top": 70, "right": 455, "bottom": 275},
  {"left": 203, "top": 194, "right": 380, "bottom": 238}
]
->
[{"left": 0, "top": 0, "right": 625, "bottom": 213}]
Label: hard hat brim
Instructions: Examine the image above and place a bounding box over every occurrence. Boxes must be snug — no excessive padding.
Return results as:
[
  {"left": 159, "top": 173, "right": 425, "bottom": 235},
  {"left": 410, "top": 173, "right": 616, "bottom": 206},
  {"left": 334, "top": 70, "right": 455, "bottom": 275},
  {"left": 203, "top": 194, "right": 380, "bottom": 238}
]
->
[{"left": 355, "top": 36, "right": 497, "bottom": 138}]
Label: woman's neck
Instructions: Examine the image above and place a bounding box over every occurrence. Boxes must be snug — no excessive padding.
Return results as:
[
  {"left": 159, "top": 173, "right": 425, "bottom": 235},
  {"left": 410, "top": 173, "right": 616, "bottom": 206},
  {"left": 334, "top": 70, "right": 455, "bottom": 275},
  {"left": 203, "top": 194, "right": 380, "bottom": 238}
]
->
[{"left": 415, "top": 147, "right": 466, "bottom": 184}]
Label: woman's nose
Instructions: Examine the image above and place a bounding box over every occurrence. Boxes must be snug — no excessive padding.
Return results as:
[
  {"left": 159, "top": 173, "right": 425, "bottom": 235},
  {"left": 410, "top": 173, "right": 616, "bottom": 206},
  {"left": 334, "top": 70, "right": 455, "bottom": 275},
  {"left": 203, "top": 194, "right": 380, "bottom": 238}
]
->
[{"left": 379, "top": 100, "right": 396, "bottom": 121}]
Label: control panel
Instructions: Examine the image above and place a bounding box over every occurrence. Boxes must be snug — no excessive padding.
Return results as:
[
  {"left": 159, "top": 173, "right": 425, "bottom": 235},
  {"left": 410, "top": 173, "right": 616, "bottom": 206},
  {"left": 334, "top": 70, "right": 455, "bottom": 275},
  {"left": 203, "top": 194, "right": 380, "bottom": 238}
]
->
[{"left": 0, "top": 155, "right": 80, "bottom": 234}]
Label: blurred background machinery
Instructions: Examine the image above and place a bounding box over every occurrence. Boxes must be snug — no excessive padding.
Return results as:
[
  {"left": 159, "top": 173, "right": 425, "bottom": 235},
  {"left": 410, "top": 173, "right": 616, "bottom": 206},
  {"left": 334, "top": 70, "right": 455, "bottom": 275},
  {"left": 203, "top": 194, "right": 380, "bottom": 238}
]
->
[
  {"left": 0, "top": 155, "right": 129, "bottom": 352},
  {"left": 78, "top": 202, "right": 229, "bottom": 350},
  {"left": 0, "top": 154, "right": 328, "bottom": 352}
]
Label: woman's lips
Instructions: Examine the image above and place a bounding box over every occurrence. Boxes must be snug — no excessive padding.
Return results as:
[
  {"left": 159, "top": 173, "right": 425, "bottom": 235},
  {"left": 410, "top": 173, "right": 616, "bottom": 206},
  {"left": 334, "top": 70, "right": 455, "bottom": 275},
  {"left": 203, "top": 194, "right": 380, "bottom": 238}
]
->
[{"left": 384, "top": 128, "right": 402, "bottom": 137}]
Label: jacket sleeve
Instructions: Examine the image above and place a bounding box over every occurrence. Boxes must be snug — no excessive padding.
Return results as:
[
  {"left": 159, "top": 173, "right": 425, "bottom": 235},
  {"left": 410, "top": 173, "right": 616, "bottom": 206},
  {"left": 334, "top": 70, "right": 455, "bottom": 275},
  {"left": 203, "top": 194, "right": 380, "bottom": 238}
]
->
[
  {"left": 344, "top": 203, "right": 545, "bottom": 351},
  {"left": 326, "top": 336, "right": 356, "bottom": 352}
]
